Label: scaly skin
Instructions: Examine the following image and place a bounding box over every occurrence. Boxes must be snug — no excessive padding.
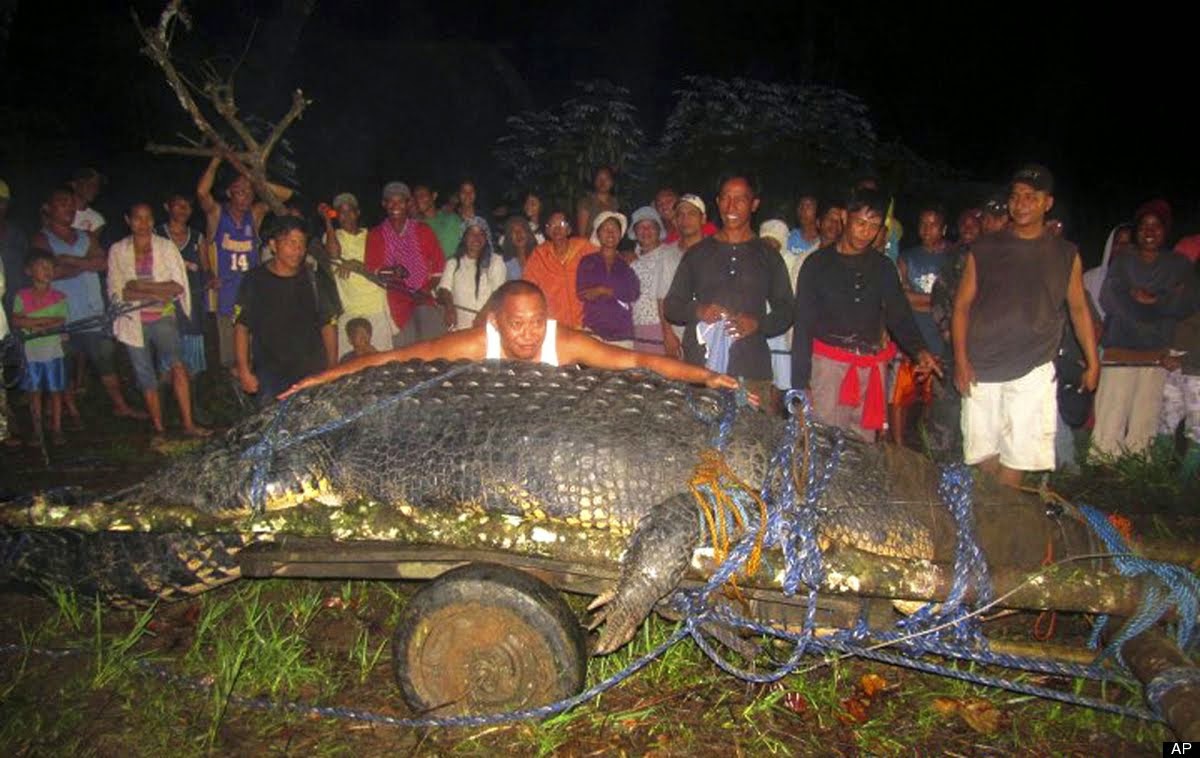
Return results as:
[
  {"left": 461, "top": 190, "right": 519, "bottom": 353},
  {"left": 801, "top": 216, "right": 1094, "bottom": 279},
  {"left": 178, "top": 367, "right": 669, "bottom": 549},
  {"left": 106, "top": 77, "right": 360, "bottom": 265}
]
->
[{"left": 1, "top": 360, "right": 937, "bottom": 654}]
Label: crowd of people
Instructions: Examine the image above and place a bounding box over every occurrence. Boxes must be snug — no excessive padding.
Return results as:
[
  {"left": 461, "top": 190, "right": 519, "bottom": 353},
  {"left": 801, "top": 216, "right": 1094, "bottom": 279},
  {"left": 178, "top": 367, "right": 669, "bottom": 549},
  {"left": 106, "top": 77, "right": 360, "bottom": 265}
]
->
[{"left": 1, "top": 159, "right": 1197, "bottom": 485}]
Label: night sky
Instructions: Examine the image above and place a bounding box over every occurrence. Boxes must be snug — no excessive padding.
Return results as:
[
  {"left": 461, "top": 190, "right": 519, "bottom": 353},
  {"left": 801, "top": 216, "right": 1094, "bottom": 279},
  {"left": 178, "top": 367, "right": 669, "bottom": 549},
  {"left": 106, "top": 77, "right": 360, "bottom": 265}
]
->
[{"left": 1, "top": 1, "right": 1194, "bottom": 260}]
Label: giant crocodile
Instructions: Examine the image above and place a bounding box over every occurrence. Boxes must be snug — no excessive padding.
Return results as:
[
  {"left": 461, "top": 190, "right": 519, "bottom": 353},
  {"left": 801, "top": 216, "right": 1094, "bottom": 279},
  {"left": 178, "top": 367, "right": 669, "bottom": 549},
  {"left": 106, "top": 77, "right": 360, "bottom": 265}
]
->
[{"left": 0, "top": 359, "right": 1111, "bottom": 654}]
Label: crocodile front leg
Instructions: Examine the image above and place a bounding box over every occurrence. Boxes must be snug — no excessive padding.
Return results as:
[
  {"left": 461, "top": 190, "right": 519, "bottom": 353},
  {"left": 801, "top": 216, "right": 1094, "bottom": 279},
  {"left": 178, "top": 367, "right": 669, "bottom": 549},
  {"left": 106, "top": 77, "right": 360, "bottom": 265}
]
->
[{"left": 588, "top": 493, "right": 702, "bottom": 654}]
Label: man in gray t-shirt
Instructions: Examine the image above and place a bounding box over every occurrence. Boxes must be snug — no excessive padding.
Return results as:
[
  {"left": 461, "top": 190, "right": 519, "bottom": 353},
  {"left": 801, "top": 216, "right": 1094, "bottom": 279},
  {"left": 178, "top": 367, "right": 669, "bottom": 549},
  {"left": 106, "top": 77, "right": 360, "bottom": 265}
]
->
[{"left": 952, "top": 164, "right": 1098, "bottom": 487}]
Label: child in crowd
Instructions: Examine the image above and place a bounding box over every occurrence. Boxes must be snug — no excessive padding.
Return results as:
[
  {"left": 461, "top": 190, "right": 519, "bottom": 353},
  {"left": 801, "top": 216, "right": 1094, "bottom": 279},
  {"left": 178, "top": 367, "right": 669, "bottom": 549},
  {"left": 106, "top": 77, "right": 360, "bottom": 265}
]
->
[
  {"left": 11, "top": 250, "right": 68, "bottom": 445},
  {"left": 340, "top": 317, "right": 378, "bottom": 364}
]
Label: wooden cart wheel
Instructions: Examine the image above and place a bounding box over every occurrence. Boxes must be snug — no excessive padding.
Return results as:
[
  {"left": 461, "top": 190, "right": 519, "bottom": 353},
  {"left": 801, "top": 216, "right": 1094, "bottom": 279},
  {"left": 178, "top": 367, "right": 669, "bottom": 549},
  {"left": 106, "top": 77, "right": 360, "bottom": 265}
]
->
[{"left": 392, "top": 562, "right": 588, "bottom": 717}]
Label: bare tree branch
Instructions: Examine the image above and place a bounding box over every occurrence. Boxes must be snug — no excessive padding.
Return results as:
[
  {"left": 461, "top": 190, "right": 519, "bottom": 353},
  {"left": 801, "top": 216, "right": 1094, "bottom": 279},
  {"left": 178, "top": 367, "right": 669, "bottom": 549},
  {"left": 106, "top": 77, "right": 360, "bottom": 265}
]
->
[
  {"left": 261, "top": 89, "right": 310, "bottom": 161},
  {"left": 134, "top": 1, "right": 312, "bottom": 216},
  {"left": 205, "top": 79, "right": 261, "bottom": 153},
  {"left": 132, "top": 5, "right": 232, "bottom": 157},
  {"left": 146, "top": 143, "right": 255, "bottom": 160}
]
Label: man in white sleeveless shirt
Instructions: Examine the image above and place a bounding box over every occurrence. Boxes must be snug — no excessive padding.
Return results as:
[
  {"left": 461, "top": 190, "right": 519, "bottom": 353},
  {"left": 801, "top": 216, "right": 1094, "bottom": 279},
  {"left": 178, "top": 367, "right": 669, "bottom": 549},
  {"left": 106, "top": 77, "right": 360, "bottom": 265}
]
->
[{"left": 282, "top": 280, "right": 743, "bottom": 398}]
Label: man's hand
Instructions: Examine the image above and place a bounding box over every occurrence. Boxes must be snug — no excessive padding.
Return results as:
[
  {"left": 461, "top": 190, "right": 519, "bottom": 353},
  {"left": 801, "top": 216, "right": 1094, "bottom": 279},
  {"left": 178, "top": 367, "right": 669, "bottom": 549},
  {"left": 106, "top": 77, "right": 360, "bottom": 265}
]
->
[
  {"left": 278, "top": 376, "right": 317, "bottom": 399},
  {"left": 705, "top": 373, "right": 739, "bottom": 391},
  {"left": 442, "top": 303, "right": 457, "bottom": 330},
  {"left": 1162, "top": 354, "right": 1183, "bottom": 372},
  {"left": 1131, "top": 287, "right": 1158, "bottom": 305},
  {"left": 914, "top": 350, "right": 944, "bottom": 379},
  {"left": 726, "top": 313, "right": 758, "bottom": 341},
  {"left": 954, "top": 356, "right": 976, "bottom": 396},
  {"left": 1082, "top": 361, "right": 1100, "bottom": 392},
  {"left": 697, "top": 303, "right": 726, "bottom": 323},
  {"left": 662, "top": 328, "right": 683, "bottom": 360},
  {"left": 238, "top": 369, "right": 260, "bottom": 395},
  {"left": 703, "top": 373, "right": 761, "bottom": 407}
]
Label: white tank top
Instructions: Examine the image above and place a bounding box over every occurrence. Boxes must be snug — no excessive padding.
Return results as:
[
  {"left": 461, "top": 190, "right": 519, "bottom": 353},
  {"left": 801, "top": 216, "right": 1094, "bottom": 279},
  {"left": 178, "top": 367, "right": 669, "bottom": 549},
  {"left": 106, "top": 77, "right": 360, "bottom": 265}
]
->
[{"left": 485, "top": 318, "right": 559, "bottom": 366}]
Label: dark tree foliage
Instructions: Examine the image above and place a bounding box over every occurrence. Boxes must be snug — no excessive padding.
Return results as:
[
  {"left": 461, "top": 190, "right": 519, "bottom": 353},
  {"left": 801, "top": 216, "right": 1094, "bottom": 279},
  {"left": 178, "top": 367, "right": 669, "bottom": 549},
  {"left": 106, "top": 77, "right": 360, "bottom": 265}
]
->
[{"left": 494, "top": 80, "right": 647, "bottom": 213}]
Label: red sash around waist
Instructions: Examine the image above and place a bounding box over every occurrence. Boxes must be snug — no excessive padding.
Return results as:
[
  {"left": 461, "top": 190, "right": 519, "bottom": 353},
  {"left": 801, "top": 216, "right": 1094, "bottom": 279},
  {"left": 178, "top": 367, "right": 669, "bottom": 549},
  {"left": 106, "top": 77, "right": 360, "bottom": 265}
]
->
[{"left": 812, "top": 338, "right": 898, "bottom": 430}]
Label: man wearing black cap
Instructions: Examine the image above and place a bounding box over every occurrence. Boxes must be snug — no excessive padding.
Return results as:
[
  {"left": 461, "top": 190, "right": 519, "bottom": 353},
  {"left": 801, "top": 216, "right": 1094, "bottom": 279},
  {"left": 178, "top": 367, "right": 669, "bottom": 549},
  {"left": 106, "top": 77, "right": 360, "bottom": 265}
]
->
[{"left": 952, "top": 164, "right": 1099, "bottom": 486}]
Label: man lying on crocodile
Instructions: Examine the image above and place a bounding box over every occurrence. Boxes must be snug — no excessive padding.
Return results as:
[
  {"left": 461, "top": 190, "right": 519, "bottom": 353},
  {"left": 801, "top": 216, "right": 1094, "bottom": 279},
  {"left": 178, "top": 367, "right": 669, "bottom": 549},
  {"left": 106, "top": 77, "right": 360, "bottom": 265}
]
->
[{"left": 281, "top": 279, "right": 746, "bottom": 399}]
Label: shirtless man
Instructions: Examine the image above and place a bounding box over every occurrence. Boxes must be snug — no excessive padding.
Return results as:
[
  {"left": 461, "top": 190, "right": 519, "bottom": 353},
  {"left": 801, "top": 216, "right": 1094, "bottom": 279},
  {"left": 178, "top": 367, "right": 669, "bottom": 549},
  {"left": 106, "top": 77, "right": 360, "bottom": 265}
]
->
[{"left": 282, "top": 280, "right": 744, "bottom": 398}]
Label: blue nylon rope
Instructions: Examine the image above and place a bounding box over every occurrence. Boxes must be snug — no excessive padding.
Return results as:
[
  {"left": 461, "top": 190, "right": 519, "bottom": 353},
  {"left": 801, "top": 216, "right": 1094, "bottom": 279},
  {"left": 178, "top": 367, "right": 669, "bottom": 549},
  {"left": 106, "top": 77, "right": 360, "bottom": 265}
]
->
[{"left": 1078, "top": 503, "right": 1199, "bottom": 664}]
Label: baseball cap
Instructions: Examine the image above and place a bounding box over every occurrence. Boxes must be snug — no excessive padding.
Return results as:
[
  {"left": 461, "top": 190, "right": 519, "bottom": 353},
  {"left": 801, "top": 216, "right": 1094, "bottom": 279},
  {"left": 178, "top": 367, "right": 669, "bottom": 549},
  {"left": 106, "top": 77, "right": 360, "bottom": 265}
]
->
[
  {"left": 331, "top": 192, "right": 359, "bottom": 210},
  {"left": 676, "top": 193, "right": 706, "bottom": 216},
  {"left": 381, "top": 181, "right": 411, "bottom": 200},
  {"left": 1010, "top": 164, "right": 1054, "bottom": 194}
]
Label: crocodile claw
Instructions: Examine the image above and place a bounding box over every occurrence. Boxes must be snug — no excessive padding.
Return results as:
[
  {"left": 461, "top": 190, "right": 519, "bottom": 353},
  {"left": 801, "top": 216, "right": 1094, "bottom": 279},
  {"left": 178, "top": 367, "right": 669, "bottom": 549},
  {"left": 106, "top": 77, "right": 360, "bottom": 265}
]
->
[
  {"left": 586, "top": 589, "right": 616, "bottom": 619},
  {"left": 589, "top": 586, "right": 656, "bottom": 654}
]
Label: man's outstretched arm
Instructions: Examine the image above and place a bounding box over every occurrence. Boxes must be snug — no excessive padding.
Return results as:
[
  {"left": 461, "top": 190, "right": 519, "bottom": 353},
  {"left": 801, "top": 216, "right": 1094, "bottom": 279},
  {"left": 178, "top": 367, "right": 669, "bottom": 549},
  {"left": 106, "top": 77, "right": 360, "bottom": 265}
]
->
[
  {"left": 557, "top": 326, "right": 740, "bottom": 391},
  {"left": 278, "top": 328, "right": 484, "bottom": 398}
]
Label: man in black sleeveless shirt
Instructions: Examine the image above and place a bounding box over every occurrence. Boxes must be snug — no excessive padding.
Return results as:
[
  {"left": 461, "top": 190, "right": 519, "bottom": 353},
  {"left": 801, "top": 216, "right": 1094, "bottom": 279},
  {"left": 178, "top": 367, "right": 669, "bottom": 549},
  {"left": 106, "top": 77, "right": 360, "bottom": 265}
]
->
[{"left": 951, "top": 165, "right": 1099, "bottom": 487}]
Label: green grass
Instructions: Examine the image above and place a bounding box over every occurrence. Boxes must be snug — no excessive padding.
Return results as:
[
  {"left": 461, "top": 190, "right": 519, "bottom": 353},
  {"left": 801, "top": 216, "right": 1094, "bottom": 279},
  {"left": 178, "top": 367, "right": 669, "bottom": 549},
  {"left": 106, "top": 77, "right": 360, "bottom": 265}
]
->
[
  {"left": 0, "top": 579, "right": 1185, "bottom": 755},
  {"left": 347, "top": 626, "right": 388, "bottom": 686},
  {"left": 90, "top": 599, "right": 155, "bottom": 690},
  {"left": 187, "top": 582, "right": 337, "bottom": 701},
  {"left": 49, "top": 585, "right": 85, "bottom": 633},
  {"left": 1052, "top": 434, "right": 1196, "bottom": 514}
]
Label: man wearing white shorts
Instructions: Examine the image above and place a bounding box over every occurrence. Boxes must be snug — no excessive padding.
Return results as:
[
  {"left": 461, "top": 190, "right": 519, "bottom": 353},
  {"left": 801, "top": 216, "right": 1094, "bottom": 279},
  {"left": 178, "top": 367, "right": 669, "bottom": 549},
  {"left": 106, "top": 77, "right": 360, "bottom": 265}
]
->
[{"left": 952, "top": 165, "right": 1099, "bottom": 487}]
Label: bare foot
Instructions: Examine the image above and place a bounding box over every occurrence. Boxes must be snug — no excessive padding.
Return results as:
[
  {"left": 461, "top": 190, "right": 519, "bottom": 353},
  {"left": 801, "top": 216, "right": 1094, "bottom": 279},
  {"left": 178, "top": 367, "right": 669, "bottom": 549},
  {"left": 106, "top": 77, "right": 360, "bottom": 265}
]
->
[
  {"left": 182, "top": 425, "right": 212, "bottom": 438},
  {"left": 115, "top": 407, "right": 150, "bottom": 420}
]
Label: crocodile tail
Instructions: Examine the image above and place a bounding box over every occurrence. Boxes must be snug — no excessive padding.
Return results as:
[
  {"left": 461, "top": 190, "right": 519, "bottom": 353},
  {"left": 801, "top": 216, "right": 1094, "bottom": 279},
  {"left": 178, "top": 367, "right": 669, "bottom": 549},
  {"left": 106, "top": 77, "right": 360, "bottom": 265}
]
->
[{"left": 0, "top": 528, "right": 246, "bottom": 605}]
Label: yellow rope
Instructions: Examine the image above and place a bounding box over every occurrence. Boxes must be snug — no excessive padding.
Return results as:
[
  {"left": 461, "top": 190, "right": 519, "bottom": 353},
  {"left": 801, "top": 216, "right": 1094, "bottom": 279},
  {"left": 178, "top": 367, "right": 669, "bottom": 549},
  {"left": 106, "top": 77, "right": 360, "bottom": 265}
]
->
[{"left": 688, "top": 449, "right": 770, "bottom": 596}]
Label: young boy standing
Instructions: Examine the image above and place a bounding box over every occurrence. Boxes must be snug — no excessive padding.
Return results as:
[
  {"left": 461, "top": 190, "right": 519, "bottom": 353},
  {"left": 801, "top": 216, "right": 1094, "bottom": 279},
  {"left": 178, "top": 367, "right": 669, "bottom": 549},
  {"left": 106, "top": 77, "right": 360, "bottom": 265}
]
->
[
  {"left": 234, "top": 217, "right": 337, "bottom": 405},
  {"left": 340, "top": 317, "right": 378, "bottom": 364},
  {"left": 12, "top": 250, "right": 68, "bottom": 445}
]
